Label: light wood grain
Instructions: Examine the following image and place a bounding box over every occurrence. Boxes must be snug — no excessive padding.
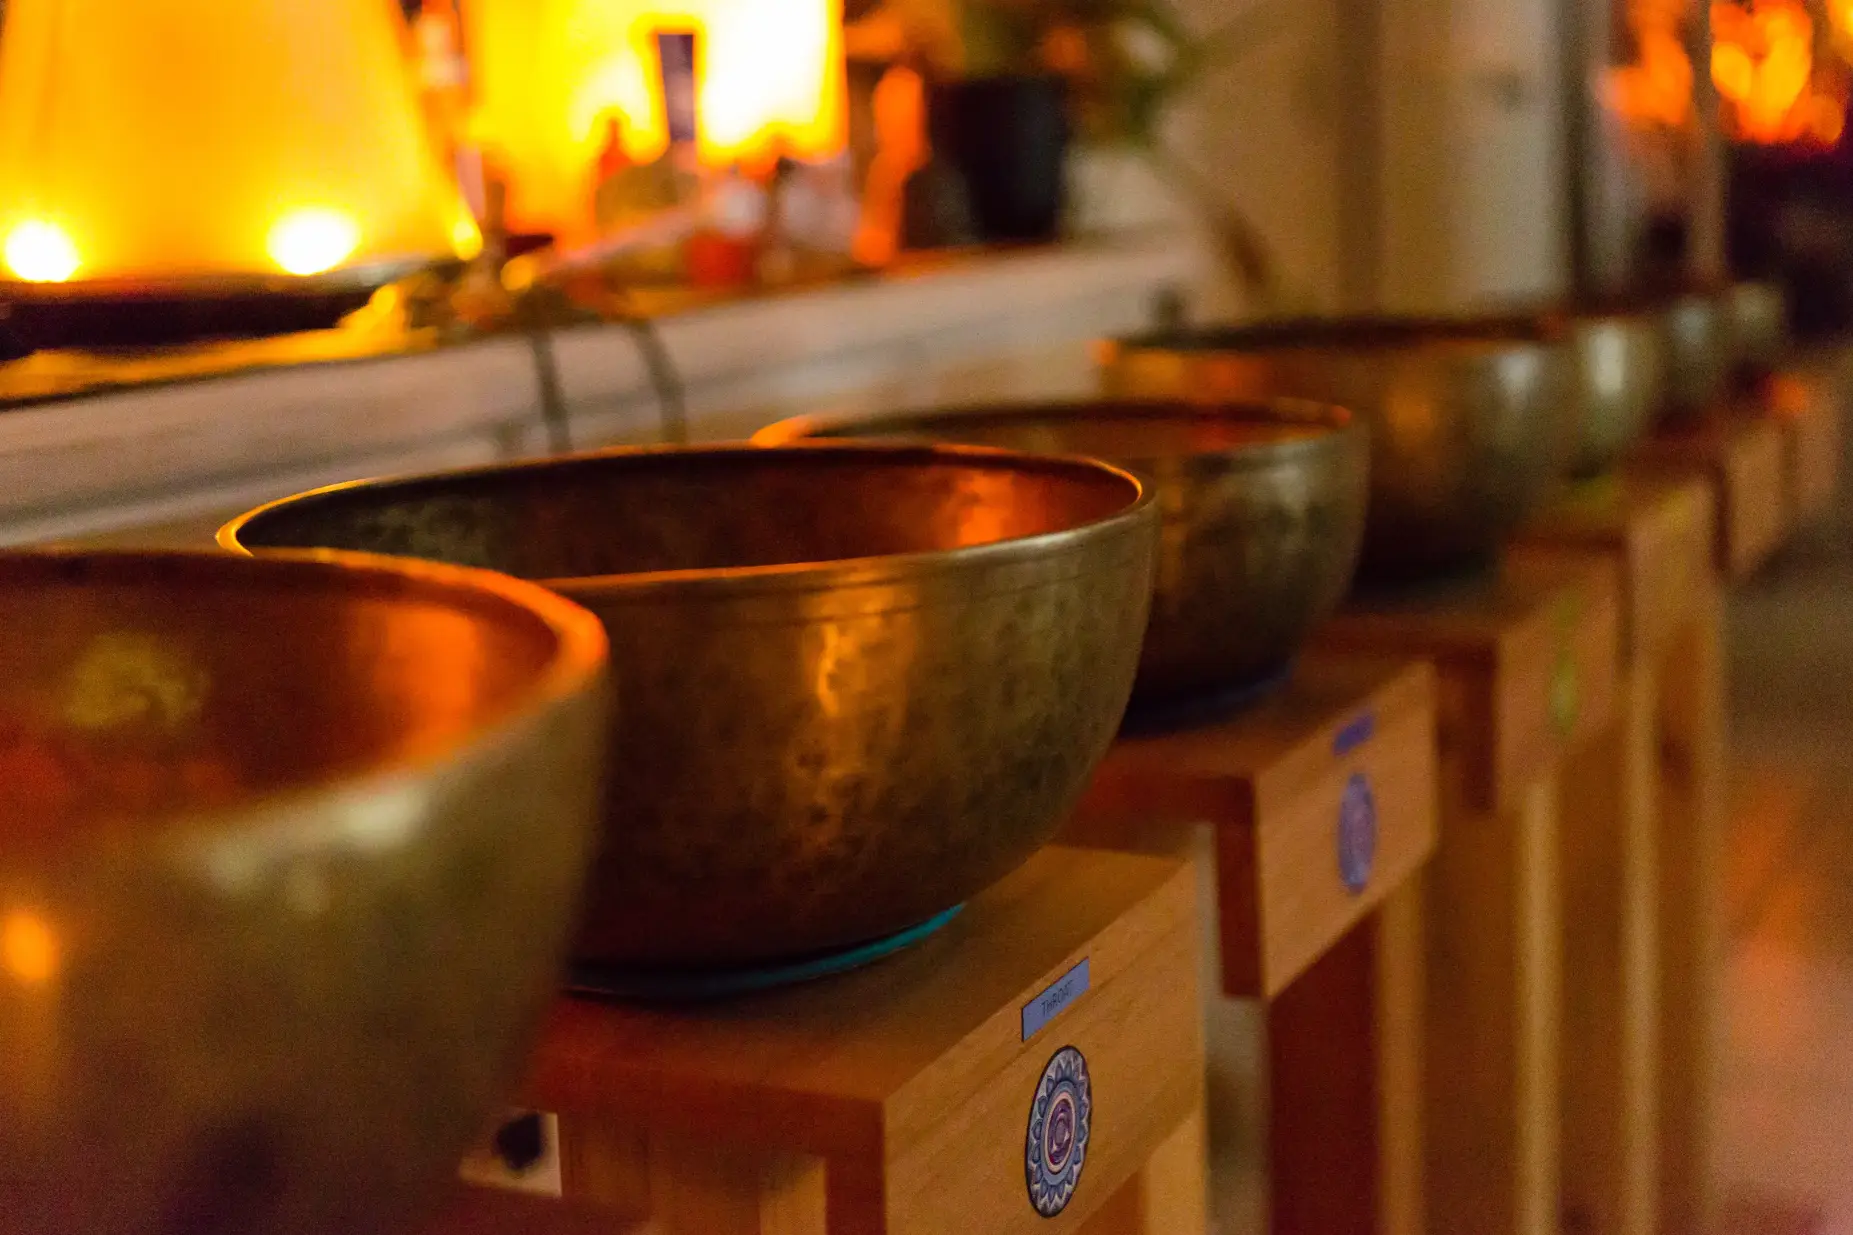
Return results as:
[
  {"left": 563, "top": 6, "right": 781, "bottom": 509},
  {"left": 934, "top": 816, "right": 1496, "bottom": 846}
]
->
[
  {"left": 1557, "top": 662, "right": 1661, "bottom": 1235},
  {"left": 1767, "top": 373, "right": 1843, "bottom": 528},
  {"left": 1513, "top": 473, "right": 1714, "bottom": 666},
  {"left": 522, "top": 847, "right": 1206, "bottom": 1235},
  {"left": 1310, "top": 565, "right": 1612, "bottom": 1235},
  {"left": 1513, "top": 475, "right": 1722, "bottom": 1235},
  {"left": 1313, "top": 558, "right": 1621, "bottom": 816},
  {"left": 1629, "top": 413, "right": 1788, "bottom": 581},
  {"left": 1656, "top": 583, "right": 1727, "bottom": 1235},
  {"left": 423, "top": 1187, "right": 656, "bottom": 1235},
  {"left": 1068, "top": 656, "right": 1439, "bottom": 998}
]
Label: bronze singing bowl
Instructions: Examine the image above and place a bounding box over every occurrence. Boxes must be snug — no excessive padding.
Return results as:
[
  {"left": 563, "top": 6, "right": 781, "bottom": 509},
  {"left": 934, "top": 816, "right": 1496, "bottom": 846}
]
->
[
  {"left": 756, "top": 400, "right": 1368, "bottom": 703},
  {"left": 1557, "top": 306, "right": 1667, "bottom": 477},
  {"left": 222, "top": 444, "right": 1158, "bottom": 970},
  {"left": 1726, "top": 279, "right": 1788, "bottom": 376},
  {"left": 0, "top": 551, "right": 607, "bottom": 1235},
  {"left": 1658, "top": 287, "right": 1732, "bottom": 420},
  {"left": 1101, "top": 317, "right": 1577, "bottom": 581}
]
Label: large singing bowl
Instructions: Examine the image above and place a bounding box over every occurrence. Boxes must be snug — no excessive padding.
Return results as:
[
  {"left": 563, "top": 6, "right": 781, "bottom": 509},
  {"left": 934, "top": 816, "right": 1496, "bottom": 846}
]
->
[
  {"left": 223, "top": 444, "right": 1158, "bottom": 971},
  {"left": 1558, "top": 305, "right": 1667, "bottom": 477},
  {"left": 0, "top": 551, "right": 607, "bottom": 1235},
  {"left": 1101, "top": 318, "right": 1576, "bottom": 581},
  {"left": 756, "top": 400, "right": 1368, "bottom": 703}
]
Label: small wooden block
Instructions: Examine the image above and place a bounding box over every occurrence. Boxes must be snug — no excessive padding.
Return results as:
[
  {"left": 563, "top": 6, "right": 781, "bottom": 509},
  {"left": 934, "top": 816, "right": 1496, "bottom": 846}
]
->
[
  {"left": 425, "top": 1187, "right": 655, "bottom": 1235},
  {"left": 1629, "top": 412, "right": 1788, "bottom": 581},
  {"left": 1511, "top": 472, "right": 1715, "bottom": 667},
  {"left": 521, "top": 847, "right": 1206, "bottom": 1235},
  {"left": 1066, "top": 657, "right": 1438, "bottom": 999},
  {"left": 1762, "top": 373, "right": 1843, "bottom": 527},
  {"left": 1310, "top": 557, "right": 1622, "bottom": 815}
]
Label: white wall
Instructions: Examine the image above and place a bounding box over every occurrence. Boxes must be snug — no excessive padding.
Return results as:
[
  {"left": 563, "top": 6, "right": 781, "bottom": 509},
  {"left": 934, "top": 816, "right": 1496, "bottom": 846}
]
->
[{"left": 1172, "top": 0, "right": 1571, "bottom": 315}]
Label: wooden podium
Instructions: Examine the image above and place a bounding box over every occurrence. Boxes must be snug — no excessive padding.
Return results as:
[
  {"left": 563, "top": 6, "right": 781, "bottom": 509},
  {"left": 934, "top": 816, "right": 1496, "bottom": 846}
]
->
[
  {"left": 1311, "top": 557, "right": 1622, "bottom": 1235},
  {"left": 1629, "top": 412, "right": 1786, "bottom": 581},
  {"left": 1064, "top": 657, "right": 1438, "bottom": 1235},
  {"left": 1513, "top": 474, "right": 1718, "bottom": 1235},
  {"left": 500, "top": 848, "right": 1207, "bottom": 1235}
]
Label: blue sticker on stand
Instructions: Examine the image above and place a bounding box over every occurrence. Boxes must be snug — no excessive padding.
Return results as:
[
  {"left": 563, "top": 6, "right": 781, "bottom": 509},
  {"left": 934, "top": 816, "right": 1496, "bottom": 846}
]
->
[
  {"left": 1338, "top": 772, "right": 1378, "bottom": 895},
  {"left": 1025, "top": 1046, "right": 1092, "bottom": 1218},
  {"left": 1334, "top": 710, "right": 1376, "bottom": 757},
  {"left": 1022, "top": 959, "right": 1090, "bottom": 1042}
]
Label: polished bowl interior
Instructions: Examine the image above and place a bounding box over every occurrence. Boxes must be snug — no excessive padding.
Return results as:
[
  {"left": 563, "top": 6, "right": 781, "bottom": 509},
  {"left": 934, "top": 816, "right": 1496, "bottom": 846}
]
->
[
  {"left": 0, "top": 551, "right": 607, "bottom": 1235},
  {"left": 224, "top": 444, "right": 1158, "bottom": 970},
  {"left": 1101, "top": 316, "right": 1577, "bottom": 581},
  {"left": 1557, "top": 307, "right": 1667, "bottom": 477},
  {"left": 756, "top": 400, "right": 1368, "bottom": 703}
]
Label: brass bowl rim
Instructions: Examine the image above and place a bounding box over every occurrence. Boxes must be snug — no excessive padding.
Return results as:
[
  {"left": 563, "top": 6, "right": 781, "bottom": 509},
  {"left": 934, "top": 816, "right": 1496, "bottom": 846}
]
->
[
  {"left": 1109, "top": 312, "right": 1569, "bottom": 356},
  {"left": 753, "top": 397, "right": 1366, "bottom": 468},
  {"left": 0, "top": 547, "right": 609, "bottom": 849},
  {"left": 220, "top": 441, "right": 1157, "bottom": 598}
]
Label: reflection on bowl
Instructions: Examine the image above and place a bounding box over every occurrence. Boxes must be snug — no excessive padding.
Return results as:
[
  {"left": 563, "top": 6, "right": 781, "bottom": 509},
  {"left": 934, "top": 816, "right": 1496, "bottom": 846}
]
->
[
  {"left": 223, "top": 443, "right": 1159, "bottom": 971},
  {"left": 756, "top": 399, "right": 1368, "bottom": 704},
  {"left": 0, "top": 550, "right": 607, "bottom": 1235}
]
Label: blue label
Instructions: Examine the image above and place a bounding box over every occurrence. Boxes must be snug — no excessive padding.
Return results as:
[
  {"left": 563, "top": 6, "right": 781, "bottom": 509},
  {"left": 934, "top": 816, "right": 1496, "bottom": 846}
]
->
[
  {"left": 1334, "top": 711, "right": 1376, "bottom": 757},
  {"left": 1338, "top": 773, "right": 1378, "bottom": 896},
  {"left": 1022, "top": 959, "right": 1090, "bottom": 1042}
]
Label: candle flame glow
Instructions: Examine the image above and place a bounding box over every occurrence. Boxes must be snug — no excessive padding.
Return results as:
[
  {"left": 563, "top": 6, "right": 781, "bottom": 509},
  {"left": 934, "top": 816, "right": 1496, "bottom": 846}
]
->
[
  {"left": 4, "top": 220, "right": 80, "bottom": 284},
  {"left": 267, "top": 209, "right": 363, "bottom": 277},
  {"left": 1, "top": 911, "right": 58, "bottom": 985}
]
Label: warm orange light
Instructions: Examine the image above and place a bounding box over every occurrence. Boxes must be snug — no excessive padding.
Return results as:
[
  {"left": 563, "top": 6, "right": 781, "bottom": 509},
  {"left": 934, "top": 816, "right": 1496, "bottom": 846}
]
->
[
  {"left": 4, "top": 220, "right": 80, "bottom": 283},
  {"left": 1, "top": 912, "right": 58, "bottom": 985},
  {"left": 466, "top": 0, "right": 848, "bottom": 239},
  {"left": 1605, "top": 0, "right": 1847, "bottom": 147},
  {"left": 0, "top": 0, "right": 474, "bottom": 286}
]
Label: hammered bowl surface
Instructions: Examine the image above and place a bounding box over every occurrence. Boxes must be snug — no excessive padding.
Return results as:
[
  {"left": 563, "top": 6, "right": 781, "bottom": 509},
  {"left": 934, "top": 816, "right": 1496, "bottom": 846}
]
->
[
  {"left": 224, "top": 444, "right": 1157, "bottom": 969},
  {"left": 756, "top": 399, "right": 1368, "bottom": 702},
  {"left": 1101, "top": 317, "right": 1577, "bottom": 581},
  {"left": 0, "top": 550, "right": 607, "bottom": 1235}
]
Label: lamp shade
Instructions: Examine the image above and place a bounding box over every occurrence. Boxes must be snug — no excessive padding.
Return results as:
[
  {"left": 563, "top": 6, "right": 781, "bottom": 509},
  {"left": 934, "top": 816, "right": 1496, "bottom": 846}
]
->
[
  {"left": 0, "top": 0, "right": 480, "bottom": 296},
  {"left": 466, "top": 0, "right": 848, "bottom": 240}
]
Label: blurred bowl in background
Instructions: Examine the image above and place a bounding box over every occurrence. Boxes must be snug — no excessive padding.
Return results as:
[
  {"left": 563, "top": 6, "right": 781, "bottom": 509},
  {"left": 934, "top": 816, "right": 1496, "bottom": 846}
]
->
[
  {"left": 1726, "top": 279, "right": 1789, "bottom": 378},
  {"left": 757, "top": 399, "right": 1368, "bottom": 707},
  {"left": 1657, "top": 287, "right": 1733, "bottom": 421},
  {"left": 1554, "top": 304, "right": 1667, "bottom": 477},
  {"left": 0, "top": 550, "right": 607, "bottom": 1235},
  {"left": 1100, "top": 317, "right": 1576, "bottom": 582},
  {"left": 222, "top": 444, "right": 1158, "bottom": 972}
]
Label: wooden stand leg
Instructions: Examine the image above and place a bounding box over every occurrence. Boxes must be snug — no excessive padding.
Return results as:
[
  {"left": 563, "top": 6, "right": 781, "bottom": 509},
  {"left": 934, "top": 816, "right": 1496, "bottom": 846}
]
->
[
  {"left": 1560, "top": 664, "right": 1661, "bottom": 1235},
  {"left": 1657, "top": 584, "right": 1727, "bottom": 1235},
  {"left": 1079, "top": 1107, "right": 1210, "bottom": 1235},
  {"left": 1426, "top": 772, "right": 1562, "bottom": 1235},
  {"left": 1267, "top": 879, "right": 1424, "bottom": 1235},
  {"left": 557, "top": 1118, "right": 829, "bottom": 1235}
]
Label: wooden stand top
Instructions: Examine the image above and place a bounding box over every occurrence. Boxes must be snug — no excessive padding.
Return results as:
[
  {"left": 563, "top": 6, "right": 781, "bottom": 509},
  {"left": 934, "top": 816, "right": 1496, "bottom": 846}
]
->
[
  {"left": 1629, "top": 410, "right": 1788, "bottom": 580},
  {"left": 1312, "top": 556, "right": 1621, "bottom": 814},
  {"left": 1069, "top": 656, "right": 1438, "bottom": 999},
  {"left": 424, "top": 1188, "right": 651, "bottom": 1235},
  {"left": 522, "top": 846, "right": 1196, "bottom": 1155},
  {"left": 1513, "top": 472, "right": 1715, "bottom": 665}
]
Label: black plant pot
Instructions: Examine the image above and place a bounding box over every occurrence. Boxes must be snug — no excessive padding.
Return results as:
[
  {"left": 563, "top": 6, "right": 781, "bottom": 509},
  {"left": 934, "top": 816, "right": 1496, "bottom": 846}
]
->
[{"left": 929, "top": 75, "right": 1071, "bottom": 244}]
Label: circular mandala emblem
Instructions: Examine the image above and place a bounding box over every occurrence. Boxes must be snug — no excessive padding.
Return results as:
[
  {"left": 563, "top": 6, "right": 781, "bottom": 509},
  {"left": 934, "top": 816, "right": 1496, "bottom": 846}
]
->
[
  {"left": 1025, "top": 1046, "right": 1092, "bottom": 1218},
  {"left": 1338, "top": 772, "right": 1378, "bottom": 896}
]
